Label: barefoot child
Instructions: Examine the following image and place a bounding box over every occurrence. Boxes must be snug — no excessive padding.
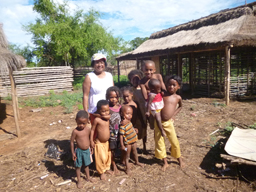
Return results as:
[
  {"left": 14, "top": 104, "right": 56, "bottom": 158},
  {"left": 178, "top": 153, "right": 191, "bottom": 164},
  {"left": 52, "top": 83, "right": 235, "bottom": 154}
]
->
[
  {"left": 119, "top": 105, "right": 143, "bottom": 175},
  {"left": 139, "top": 60, "right": 166, "bottom": 132},
  {"left": 155, "top": 75, "right": 184, "bottom": 171},
  {"left": 70, "top": 110, "right": 94, "bottom": 188},
  {"left": 128, "top": 70, "right": 148, "bottom": 153},
  {"left": 106, "top": 86, "right": 122, "bottom": 175},
  {"left": 146, "top": 79, "right": 165, "bottom": 137},
  {"left": 90, "top": 100, "right": 112, "bottom": 180}
]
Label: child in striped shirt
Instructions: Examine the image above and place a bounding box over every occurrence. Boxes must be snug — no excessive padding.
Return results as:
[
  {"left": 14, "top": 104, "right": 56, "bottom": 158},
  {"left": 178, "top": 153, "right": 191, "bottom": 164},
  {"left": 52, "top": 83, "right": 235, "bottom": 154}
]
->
[{"left": 119, "top": 105, "right": 144, "bottom": 175}]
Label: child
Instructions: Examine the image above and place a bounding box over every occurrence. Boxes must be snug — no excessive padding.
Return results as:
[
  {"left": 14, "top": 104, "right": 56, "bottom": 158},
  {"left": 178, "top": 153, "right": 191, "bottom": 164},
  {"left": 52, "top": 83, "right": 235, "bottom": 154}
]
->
[
  {"left": 119, "top": 105, "right": 143, "bottom": 175},
  {"left": 146, "top": 79, "right": 165, "bottom": 137},
  {"left": 128, "top": 70, "right": 148, "bottom": 153},
  {"left": 90, "top": 100, "right": 112, "bottom": 180},
  {"left": 106, "top": 86, "right": 122, "bottom": 175},
  {"left": 139, "top": 60, "right": 166, "bottom": 101},
  {"left": 70, "top": 110, "right": 94, "bottom": 188},
  {"left": 121, "top": 86, "right": 138, "bottom": 126},
  {"left": 155, "top": 75, "right": 184, "bottom": 171},
  {"left": 139, "top": 60, "right": 166, "bottom": 132}
]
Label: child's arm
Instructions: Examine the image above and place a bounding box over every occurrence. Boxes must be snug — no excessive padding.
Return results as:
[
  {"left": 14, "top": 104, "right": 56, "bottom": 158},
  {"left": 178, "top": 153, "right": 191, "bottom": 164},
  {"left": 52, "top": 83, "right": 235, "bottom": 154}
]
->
[
  {"left": 70, "top": 130, "right": 77, "bottom": 161},
  {"left": 93, "top": 113, "right": 111, "bottom": 121},
  {"left": 146, "top": 93, "right": 155, "bottom": 117},
  {"left": 158, "top": 74, "right": 166, "bottom": 91},
  {"left": 172, "top": 96, "right": 182, "bottom": 119},
  {"left": 119, "top": 133, "right": 126, "bottom": 151},
  {"left": 140, "top": 84, "right": 148, "bottom": 100},
  {"left": 90, "top": 119, "right": 97, "bottom": 149}
]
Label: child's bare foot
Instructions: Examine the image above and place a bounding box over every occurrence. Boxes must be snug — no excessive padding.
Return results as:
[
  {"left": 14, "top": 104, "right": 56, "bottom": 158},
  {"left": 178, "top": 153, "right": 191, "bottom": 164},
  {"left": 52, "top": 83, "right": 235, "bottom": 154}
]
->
[
  {"left": 125, "top": 169, "right": 131, "bottom": 176},
  {"left": 135, "top": 162, "right": 144, "bottom": 167},
  {"left": 77, "top": 180, "right": 83, "bottom": 188},
  {"left": 100, "top": 173, "right": 106, "bottom": 180},
  {"left": 178, "top": 157, "right": 185, "bottom": 169},
  {"left": 86, "top": 177, "right": 96, "bottom": 183},
  {"left": 105, "top": 170, "right": 114, "bottom": 175},
  {"left": 113, "top": 168, "right": 120, "bottom": 175},
  {"left": 162, "top": 163, "right": 169, "bottom": 172}
]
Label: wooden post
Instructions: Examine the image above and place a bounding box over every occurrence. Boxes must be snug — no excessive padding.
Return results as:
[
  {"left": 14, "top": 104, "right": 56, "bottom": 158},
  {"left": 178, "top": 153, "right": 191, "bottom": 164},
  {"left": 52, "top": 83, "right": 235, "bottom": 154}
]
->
[
  {"left": 117, "top": 60, "right": 120, "bottom": 84},
  {"left": 136, "top": 58, "right": 139, "bottom": 69},
  {"left": 9, "top": 71, "right": 20, "bottom": 137},
  {"left": 225, "top": 45, "right": 231, "bottom": 106}
]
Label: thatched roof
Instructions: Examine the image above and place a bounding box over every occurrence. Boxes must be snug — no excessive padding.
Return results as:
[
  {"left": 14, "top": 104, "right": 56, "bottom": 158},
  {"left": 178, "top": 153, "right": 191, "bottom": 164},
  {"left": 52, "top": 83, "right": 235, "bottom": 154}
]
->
[
  {"left": 117, "top": 2, "right": 256, "bottom": 60},
  {"left": 0, "top": 24, "right": 26, "bottom": 77}
]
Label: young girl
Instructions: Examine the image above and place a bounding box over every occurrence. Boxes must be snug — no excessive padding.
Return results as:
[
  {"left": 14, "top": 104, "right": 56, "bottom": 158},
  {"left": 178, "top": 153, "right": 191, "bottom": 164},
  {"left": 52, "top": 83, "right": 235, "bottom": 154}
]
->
[
  {"left": 106, "top": 86, "right": 122, "bottom": 175},
  {"left": 146, "top": 79, "right": 166, "bottom": 137},
  {"left": 127, "top": 70, "right": 148, "bottom": 153},
  {"left": 121, "top": 86, "right": 138, "bottom": 126}
]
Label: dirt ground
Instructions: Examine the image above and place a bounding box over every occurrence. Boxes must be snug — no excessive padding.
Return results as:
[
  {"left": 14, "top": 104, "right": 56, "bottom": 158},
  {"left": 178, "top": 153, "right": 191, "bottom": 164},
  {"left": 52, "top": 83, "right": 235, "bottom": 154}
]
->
[{"left": 0, "top": 96, "right": 256, "bottom": 192}]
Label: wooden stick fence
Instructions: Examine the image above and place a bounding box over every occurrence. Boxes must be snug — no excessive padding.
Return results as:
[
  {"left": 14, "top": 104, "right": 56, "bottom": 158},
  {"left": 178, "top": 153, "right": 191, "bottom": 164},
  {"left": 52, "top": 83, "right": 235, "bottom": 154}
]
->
[{"left": 0, "top": 66, "right": 73, "bottom": 97}]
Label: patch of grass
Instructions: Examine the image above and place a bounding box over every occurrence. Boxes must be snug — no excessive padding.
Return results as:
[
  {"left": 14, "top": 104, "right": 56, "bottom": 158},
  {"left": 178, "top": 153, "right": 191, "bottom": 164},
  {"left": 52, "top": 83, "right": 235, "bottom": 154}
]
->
[
  {"left": 20, "top": 90, "right": 83, "bottom": 114},
  {"left": 212, "top": 101, "right": 226, "bottom": 107},
  {"left": 3, "top": 94, "right": 12, "bottom": 101},
  {"left": 249, "top": 123, "right": 256, "bottom": 129},
  {"left": 78, "top": 104, "right": 83, "bottom": 110},
  {"left": 73, "top": 76, "right": 85, "bottom": 90}
]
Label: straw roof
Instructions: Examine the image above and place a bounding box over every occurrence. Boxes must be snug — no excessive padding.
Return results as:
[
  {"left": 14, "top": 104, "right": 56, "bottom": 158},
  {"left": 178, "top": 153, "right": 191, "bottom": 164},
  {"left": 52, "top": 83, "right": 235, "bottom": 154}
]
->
[
  {"left": 0, "top": 24, "right": 26, "bottom": 78},
  {"left": 117, "top": 2, "right": 256, "bottom": 60}
]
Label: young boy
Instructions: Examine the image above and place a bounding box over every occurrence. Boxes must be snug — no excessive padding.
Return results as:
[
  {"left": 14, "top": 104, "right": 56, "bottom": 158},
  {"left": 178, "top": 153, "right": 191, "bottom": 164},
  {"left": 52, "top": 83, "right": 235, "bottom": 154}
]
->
[
  {"left": 139, "top": 60, "right": 166, "bottom": 132},
  {"left": 119, "top": 105, "right": 143, "bottom": 175},
  {"left": 90, "top": 100, "right": 112, "bottom": 180},
  {"left": 155, "top": 75, "right": 184, "bottom": 171},
  {"left": 70, "top": 110, "right": 94, "bottom": 189}
]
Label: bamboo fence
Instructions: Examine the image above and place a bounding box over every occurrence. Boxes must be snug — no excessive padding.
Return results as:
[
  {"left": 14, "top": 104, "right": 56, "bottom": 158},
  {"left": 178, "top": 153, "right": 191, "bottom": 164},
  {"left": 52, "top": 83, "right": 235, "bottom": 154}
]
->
[{"left": 0, "top": 66, "right": 73, "bottom": 97}]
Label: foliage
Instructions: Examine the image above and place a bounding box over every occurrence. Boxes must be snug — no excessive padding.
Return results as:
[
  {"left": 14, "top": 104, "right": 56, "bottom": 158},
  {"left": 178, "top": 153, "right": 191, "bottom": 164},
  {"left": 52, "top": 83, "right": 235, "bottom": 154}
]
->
[
  {"left": 8, "top": 44, "right": 36, "bottom": 67},
  {"left": 129, "top": 37, "right": 148, "bottom": 51},
  {"left": 3, "top": 94, "right": 12, "bottom": 101},
  {"left": 24, "top": 0, "right": 123, "bottom": 67},
  {"left": 73, "top": 76, "right": 85, "bottom": 90},
  {"left": 113, "top": 75, "right": 129, "bottom": 88},
  {"left": 20, "top": 90, "right": 83, "bottom": 113}
]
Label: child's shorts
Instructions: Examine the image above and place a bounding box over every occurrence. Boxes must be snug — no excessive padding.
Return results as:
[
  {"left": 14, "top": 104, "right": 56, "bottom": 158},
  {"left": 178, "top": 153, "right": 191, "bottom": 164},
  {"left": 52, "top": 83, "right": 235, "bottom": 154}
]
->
[
  {"left": 75, "top": 148, "right": 92, "bottom": 168},
  {"left": 109, "top": 140, "right": 120, "bottom": 150}
]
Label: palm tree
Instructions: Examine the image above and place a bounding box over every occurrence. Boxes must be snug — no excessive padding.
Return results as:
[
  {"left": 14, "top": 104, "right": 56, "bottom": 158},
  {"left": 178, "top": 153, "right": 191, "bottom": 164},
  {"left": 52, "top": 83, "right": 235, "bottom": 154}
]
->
[{"left": 0, "top": 23, "right": 26, "bottom": 137}]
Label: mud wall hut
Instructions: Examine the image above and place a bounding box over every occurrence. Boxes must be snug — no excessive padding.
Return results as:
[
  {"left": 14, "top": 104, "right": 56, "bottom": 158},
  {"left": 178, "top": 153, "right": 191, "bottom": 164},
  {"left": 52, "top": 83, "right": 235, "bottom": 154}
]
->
[{"left": 116, "top": 2, "right": 256, "bottom": 103}]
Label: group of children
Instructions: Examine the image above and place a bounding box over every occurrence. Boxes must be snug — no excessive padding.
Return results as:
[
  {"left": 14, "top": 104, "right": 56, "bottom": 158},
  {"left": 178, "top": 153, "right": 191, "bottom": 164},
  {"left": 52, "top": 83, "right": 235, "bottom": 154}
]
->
[{"left": 70, "top": 60, "right": 184, "bottom": 188}]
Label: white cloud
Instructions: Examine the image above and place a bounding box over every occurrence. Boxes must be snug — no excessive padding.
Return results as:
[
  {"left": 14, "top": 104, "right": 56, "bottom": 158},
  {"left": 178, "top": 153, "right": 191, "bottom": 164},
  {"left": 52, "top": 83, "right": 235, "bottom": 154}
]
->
[{"left": 0, "top": 0, "right": 252, "bottom": 47}]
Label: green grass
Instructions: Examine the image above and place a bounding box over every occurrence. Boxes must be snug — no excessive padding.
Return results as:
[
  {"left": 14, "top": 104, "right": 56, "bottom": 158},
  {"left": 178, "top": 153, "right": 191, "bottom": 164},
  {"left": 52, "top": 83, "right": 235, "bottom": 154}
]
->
[{"left": 19, "top": 90, "right": 83, "bottom": 114}]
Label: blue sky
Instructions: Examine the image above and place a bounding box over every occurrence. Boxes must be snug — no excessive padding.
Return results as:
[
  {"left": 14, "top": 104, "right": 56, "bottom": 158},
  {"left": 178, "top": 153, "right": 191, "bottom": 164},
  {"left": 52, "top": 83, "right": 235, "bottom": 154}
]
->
[{"left": 0, "top": 0, "right": 254, "bottom": 47}]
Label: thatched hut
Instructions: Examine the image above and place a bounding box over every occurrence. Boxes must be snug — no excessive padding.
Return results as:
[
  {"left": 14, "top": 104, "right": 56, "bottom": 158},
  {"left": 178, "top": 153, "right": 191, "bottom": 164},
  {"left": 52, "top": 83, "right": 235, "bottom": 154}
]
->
[
  {"left": 116, "top": 2, "right": 256, "bottom": 104},
  {"left": 0, "top": 23, "right": 26, "bottom": 137}
]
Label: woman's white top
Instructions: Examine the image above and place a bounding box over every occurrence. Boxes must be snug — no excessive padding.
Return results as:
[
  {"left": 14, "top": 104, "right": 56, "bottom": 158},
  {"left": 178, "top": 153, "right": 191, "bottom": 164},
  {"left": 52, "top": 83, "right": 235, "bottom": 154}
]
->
[{"left": 87, "top": 71, "right": 113, "bottom": 113}]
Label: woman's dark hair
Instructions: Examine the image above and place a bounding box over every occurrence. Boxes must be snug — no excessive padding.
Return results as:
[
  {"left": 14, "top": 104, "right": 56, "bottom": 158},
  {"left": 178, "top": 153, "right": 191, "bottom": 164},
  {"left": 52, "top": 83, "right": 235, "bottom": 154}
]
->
[
  {"left": 91, "top": 59, "right": 108, "bottom": 67},
  {"left": 96, "top": 100, "right": 109, "bottom": 110},
  {"left": 106, "top": 86, "right": 121, "bottom": 100},
  {"left": 121, "top": 86, "right": 133, "bottom": 94},
  {"left": 165, "top": 75, "right": 182, "bottom": 86},
  {"left": 128, "top": 69, "right": 144, "bottom": 81}
]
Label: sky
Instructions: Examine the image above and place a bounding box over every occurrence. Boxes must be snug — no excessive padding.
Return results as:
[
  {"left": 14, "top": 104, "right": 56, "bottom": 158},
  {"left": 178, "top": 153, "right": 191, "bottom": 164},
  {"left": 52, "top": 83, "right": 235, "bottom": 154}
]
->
[{"left": 0, "top": 0, "right": 254, "bottom": 47}]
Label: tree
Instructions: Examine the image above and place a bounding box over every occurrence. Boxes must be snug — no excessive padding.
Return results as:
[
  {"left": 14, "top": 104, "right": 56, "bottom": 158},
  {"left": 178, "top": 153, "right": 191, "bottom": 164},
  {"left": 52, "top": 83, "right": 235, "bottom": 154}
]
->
[
  {"left": 129, "top": 37, "right": 148, "bottom": 50},
  {"left": 24, "top": 0, "right": 122, "bottom": 67},
  {"left": 9, "top": 44, "right": 36, "bottom": 67}
]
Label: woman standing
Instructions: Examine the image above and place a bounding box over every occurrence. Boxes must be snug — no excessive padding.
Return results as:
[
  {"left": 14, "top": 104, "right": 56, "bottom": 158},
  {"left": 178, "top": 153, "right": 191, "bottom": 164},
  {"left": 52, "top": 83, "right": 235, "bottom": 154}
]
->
[{"left": 83, "top": 53, "right": 114, "bottom": 122}]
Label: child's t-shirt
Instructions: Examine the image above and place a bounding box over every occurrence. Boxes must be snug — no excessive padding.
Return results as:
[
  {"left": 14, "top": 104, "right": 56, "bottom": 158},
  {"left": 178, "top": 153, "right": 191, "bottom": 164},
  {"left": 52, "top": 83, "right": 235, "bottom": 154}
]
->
[
  {"left": 119, "top": 122, "right": 138, "bottom": 145},
  {"left": 109, "top": 105, "right": 121, "bottom": 141}
]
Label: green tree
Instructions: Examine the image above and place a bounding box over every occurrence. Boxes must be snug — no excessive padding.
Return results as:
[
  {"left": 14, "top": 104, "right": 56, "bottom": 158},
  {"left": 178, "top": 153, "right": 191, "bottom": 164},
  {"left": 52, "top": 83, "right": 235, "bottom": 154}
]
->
[
  {"left": 24, "top": 0, "right": 122, "bottom": 67},
  {"left": 9, "top": 44, "right": 36, "bottom": 67},
  {"left": 129, "top": 37, "right": 148, "bottom": 50}
]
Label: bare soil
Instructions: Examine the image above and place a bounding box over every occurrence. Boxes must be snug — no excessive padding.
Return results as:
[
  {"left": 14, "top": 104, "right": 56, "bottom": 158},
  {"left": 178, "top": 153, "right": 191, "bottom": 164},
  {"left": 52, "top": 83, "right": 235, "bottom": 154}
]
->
[{"left": 0, "top": 97, "right": 256, "bottom": 192}]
